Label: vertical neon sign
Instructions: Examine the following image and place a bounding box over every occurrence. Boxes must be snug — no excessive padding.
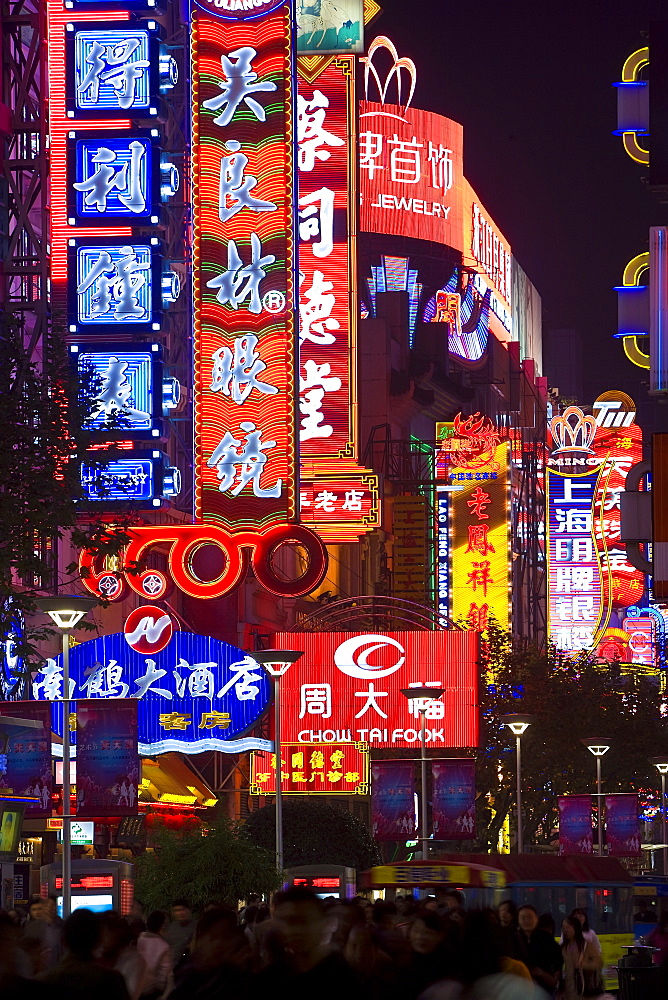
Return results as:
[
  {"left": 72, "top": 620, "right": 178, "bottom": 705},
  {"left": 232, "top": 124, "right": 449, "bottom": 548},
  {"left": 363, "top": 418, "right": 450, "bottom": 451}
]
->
[{"left": 192, "top": 2, "right": 296, "bottom": 530}]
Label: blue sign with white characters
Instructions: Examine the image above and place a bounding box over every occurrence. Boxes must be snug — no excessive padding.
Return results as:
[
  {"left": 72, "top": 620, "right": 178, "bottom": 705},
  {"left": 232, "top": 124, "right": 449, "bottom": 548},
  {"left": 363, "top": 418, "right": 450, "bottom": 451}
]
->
[
  {"left": 68, "top": 132, "right": 175, "bottom": 224},
  {"left": 70, "top": 239, "right": 171, "bottom": 330},
  {"left": 69, "top": 24, "right": 159, "bottom": 117},
  {"left": 72, "top": 342, "right": 164, "bottom": 440},
  {"left": 33, "top": 631, "right": 272, "bottom": 756}
]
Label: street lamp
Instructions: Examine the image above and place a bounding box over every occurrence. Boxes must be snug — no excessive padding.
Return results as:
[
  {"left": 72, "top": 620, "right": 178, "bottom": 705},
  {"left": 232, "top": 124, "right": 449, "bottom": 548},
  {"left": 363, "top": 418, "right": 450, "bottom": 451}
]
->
[
  {"left": 500, "top": 714, "right": 535, "bottom": 854},
  {"left": 581, "top": 737, "right": 611, "bottom": 857},
  {"left": 38, "top": 595, "right": 97, "bottom": 919},
  {"left": 400, "top": 685, "right": 444, "bottom": 860},
  {"left": 249, "top": 650, "right": 304, "bottom": 872},
  {"left": 649, "top": 756, "right": 668, "bottom": 875}
]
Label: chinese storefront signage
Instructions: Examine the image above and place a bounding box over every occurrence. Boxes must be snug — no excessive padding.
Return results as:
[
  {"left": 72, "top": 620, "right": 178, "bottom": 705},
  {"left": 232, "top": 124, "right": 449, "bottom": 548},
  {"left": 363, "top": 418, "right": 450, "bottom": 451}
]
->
[
  {"left": 31, "top": 631, "right": 271, "bottom": 756},
  {"left": 275, "top": 630, "right": 479, "bottom": 749},
  {"left": 251, "top": 742, "right": 369, "bottom": 794}
]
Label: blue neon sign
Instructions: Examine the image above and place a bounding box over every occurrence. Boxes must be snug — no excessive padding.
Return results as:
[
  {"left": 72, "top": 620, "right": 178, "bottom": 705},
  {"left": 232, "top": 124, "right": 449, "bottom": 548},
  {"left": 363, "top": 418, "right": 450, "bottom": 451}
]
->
[
  {"left": 81, "top": 455, "right": 157, "bottom": 503},
  {"left": 69, "top": 133, "right": 165, "bottom": 224},
  {"left": 72, "top": 241, "right": 161, "bottom": 329},
  {"left": 72, "top": 343, "right": 163, "bottom": 439},
  {"left": 70, "top": 27, "right": 154, "bottom": 115},
  {"left": 34, "top": 631, "right": 272, "bottom": 756}
]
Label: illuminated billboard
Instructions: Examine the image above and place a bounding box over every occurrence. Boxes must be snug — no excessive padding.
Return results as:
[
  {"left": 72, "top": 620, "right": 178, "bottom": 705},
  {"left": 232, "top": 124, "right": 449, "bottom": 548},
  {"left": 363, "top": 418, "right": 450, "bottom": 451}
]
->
[
  {"left": 275, "top": 630, "right": 479, "bottom": 749},
  {"left": 296, "top": 0, "right": 364, "bottom": 54},
  {"left": 251, "top": 742, "right": 369, "bottom": 794}
]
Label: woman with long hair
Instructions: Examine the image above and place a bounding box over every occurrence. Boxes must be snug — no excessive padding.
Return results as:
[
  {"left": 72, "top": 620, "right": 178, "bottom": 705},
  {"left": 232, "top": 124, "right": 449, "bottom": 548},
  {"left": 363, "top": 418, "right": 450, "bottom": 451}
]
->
[{"left": 559, "top": 916, "right": 603, "bottom": 1000}]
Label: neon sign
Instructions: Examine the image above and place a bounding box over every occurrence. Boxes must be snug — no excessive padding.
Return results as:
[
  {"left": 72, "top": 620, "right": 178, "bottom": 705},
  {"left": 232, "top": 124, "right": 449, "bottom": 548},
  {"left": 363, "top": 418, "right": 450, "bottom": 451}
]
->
[
  {"left": 33, "top": 631, "right": 271, "bottom": 755},
  {"left": 80, "top": 451, "right": 180, "bottom": 507},
  {"left": 71, "top": 343, "right": 165, "bottom": 439},
  {"left": 251, "top": 742, "right": 369, "bottom": 795}
]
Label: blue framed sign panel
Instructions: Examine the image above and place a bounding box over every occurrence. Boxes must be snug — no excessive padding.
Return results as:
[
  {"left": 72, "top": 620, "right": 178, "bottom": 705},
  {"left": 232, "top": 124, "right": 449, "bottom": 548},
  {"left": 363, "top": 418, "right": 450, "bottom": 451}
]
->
[
  {"left": 68, "top": 238, "right": 173, "bottom": 333},
  {"left": 66, "top": 21, "right": 176, "bottom": 120},
  {"left": 79, "top": 449, "right": 181, "bottom": 508},
  {"left": 70, "top": 341, "right": 165, "bottom": 440}
]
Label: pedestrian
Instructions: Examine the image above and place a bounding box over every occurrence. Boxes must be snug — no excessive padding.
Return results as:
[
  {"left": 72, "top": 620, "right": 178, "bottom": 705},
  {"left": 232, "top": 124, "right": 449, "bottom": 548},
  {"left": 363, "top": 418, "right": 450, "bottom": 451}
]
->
[
  {"left": 558, "top": 915, "right": 603, "bottom": 1000},
  {"left": 515, "top": 904, "right": 562, "bottom": 995},
  {"left": 21, "top": 897, "right": 61, "bottom": 974},
  {"left": 168, "top": 908, "right": 249, "bottom": 1000},
  {"left": 98, "top": 911, "right": 147, "bottom": 1000},
  {"left": 164, "top": 898, "right": 195, "bottom": 967},
  {"left": 38, "top": 908, "right": 130, "bottom": 1000},
  {"left": 137, "top": 910, "right": 173, "bottom": 1000},
  {"left": 568, "top": 909, "right": 601, "bottom": 955},
  {"left": 0, "top": 913, "right": 48, "bottom": 999},
  {"left": 647, "top": 911, "right": 668, "bottom": 966},
  {"left": 344, "top": 922, "right": 400, "bottom": 1000},
  {"left": 370, "top": 899, "right": 410, "bottom": 964},
  {"left": 404, "top": 910, "right": 453, "bottom": 998}
]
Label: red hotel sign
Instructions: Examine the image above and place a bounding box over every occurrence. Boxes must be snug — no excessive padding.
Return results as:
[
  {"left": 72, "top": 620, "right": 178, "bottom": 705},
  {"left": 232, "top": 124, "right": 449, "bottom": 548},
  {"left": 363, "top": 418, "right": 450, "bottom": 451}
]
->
[{"left": 274, "top": 630, "right": 479, "bottom": 749}]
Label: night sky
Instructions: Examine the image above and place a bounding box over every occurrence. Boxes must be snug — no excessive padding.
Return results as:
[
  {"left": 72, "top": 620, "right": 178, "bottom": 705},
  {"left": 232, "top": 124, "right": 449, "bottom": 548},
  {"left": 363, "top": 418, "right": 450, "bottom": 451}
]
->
[{"left": 373, "top": 0, "right": 668, "bottom": 409}]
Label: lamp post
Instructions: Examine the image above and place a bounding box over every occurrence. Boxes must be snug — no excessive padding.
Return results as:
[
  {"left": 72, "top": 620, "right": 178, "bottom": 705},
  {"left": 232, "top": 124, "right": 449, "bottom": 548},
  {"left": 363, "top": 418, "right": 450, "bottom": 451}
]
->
[
  {"left": 400, "top": 685, "right": 444, "bottom": 860},
  {"left": 38, "top": 595, "right": 96, "bottom": 919},
  {"left": 650, "top": 756, "right": 668, "bottom": 875},
  {"left": 581, "top": 737, "right": 611, "bottom": 857},
  {"left": 500, "top": 715, "right": 535, "bottom": 854},
  {"left": 249, "top": 650, "right": 304, "bottom": 872}
]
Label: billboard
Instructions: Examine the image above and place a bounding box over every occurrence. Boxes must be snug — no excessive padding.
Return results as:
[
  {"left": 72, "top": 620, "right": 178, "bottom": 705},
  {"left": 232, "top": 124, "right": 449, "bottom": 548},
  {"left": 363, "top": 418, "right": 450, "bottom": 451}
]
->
[
  {"left": 76, "top": 700, "right": 139, "bottom": 818},
  {"left": 559, "top": 795, "right": 593, "bottom": 854},
  {"left": 296, "top": 0, "right": 364, "bottom": 54},
  {"left": 274, "top": 630, "right": 479, "bottom": 749},
  {"left": 371, "top": 761, "right": 415, "bottom": 841},
  {"left": 432, "top": 760, "right": 476, "bottom": 839},
  {"left": 251, "top": 742, "right": 369, "bottom": 795},
  {"left": 31, "top": 631, "right": 271, "bottom": 756},
  {"left": 606, "top": 794, "right": 641, "bottom": 856},
  {"left": 0, "top": 702, "right": 52, "bottom": 818}
]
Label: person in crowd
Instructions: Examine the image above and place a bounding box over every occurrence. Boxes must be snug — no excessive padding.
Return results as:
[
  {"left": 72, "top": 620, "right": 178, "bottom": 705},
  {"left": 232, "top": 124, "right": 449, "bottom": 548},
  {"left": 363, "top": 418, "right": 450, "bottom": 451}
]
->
[
  {"left": 418, "top": 910, "right": 541, "bottom": 999},
  {"left": 559, "top": 915, "right": 603, "bottom": 1000},
  {"left": 647, "top": 910, "right": 668, "bottom": 966},
  {"left": 252, "top": 886, "right": 361, "bottom": 1000},
  {"left": 98, "top": 912, "right": 146, "bottom": 1000},
  {"left": 537, "top": 913, "right": 555, "bottom": 938},
  {"left": 0, "top": 913, "right": 48, "bottom": 999},
  {"left": 164, "top": 899, "right": 195, "bottom": 967},
  {"left": 405, "top": 910, "right": 454, "bottom": 999},
  {"left": 498, "top": 900, "right": 518, "bottom": 931},
  {"left": 39, "top": 908, "right": 130, "bottom": 1000},
  {"left": 21, "top": 897, "right": 61, "bottom": 974},
  {"left": 634, "top": 900, "right": 658, "bottom": 922},
  {"left": 344, "top": 922, "right": 399, "bottom": 1000},
  {"left": 169, "top": 907, "right": 250, "bottom": 1000},
  {"left": 568, "top": 908, "right": 601, "bottom": 954},
  {"left": 440, "top": 890, "right": 465, "bottom": 915},
  {"left": 515, "top": 904, "right": 562, "bottom": 995},
  {"left": 137, "top": 911, "right": 173, "bottom": 1000},
  {"left": 370, "top": 899, "right": 410, "bottom": 964}
]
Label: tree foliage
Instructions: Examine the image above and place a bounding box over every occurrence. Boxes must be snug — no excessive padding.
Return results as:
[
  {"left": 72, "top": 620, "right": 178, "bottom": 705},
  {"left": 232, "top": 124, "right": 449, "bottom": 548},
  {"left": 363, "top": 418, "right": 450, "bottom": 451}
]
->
[
  {"left": 134, "top": 810, "right": 281, "bottom": 911},
  {"left": 243, "top": 799, "right": 381, "bottom": 871},
  {"left": 474, "top": 624, "right": 667, "bottom": 851}
]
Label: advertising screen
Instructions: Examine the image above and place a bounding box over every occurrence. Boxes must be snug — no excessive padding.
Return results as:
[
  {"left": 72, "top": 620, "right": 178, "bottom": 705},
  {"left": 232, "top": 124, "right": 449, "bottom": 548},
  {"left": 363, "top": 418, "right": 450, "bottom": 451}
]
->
[{"left": 274, "top": 630, "right": 479, "bottom": 749}]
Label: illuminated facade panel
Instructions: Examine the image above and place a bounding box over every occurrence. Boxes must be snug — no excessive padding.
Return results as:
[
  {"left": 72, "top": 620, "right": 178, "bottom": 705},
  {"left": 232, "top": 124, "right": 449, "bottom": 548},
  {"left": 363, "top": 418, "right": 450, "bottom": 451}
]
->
[
  {"left": 72, "top": 343, "right": 163, "bottom": 439},
  {"left": 299, "top": 476, "right": 379, "bottom": 542},
  {"left": 251, "top": 742, "right": 369, "bottom": 795}
]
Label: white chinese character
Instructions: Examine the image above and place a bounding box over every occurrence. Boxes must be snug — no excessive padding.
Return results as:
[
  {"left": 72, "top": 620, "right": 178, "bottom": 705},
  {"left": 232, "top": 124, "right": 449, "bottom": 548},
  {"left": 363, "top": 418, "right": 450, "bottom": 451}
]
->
[
  {"left": 298, "top": 187, "right": 334, "bottom": 258},
  {"left": 218, "top": 141, "right": 277, "bottom": 223},
  {"left": 555, "top": 480, "right": 592, "bottom": 504},
  {"left": 78, "top": 247, "right": 150, "bottom": 321},
  {"left": 406, "top": 681, "right": 445, "bottom": 718},
  {"left": 299, "top": 270, "right": 340, "bottom": 345},
  {"left": 217, "top": 656, "right": 263, "bottom": 701},
  {"left": 297, "top": 90, "right": 344, "bottom": 171},
  {"left": 208, "top": 421, "right": 282, "bottom": 498},
  {"left": 133, "top": 659, "right": 173, "bottom": 699},
  {"left": 359, "top": 131, "right": 384, "bottom": 178},
  {"left": 203, "top": 46, "right": 277, "bottom": 127},
  {"left": 602, "top": 488, "right": 623, "bottom": 512},
  {"left": 572, "top": 538, "right": 593, "bottom": 561},
  {"left": 74, "top": 141, "right": 146, "bottom": 214},
  {"left": 314, "top": 490, "right": 337, "bottom": 512},
  {"left": 299, "top": 359, "right": 341, "bottom": 441},
  {"left": 555, "top": 567, "right": 572, "bottom": 594},
  {"left": 299, "top": 683, "right": 332, "bottom": 718},
  {"left": 206, "top": 234, "right": 275, "bottom": 313},
  {"left": 173, "top": 659, "right": 216, "bottom": 698},
  {"left": 300, "top": 490, "right": 312, "bottom": 507},
  {"left": 80, "top": 660, "right": 129, "bottom": 698},
  {"left": 555, "top": 509, "right": 592, "bottom": 533},
  {"left": 32, "top": 659, "right": 71, "bottom": 701},
  {"left": 88, "top": 356, "right": 150, "bottom": 426},
  {"left": 387, "top": 135, "right": 422, "bottom": 184},
  {"left": 354, "top": 681, "right": 388, "bottom": 719},
  {"left": 342, "top": 490, "right": 365, "bottom": 512},
  {"left": 608, "top": 550, "right": 633, "bottom": 571},
  {"left": 428, "top": 142, "right": 453, "bottom": 193},
  {"left": 78, "top": 38, "right": 149, "bottom": 109},
  {"left": 210, "top": 335, "right": 278, "bottom": 405}
]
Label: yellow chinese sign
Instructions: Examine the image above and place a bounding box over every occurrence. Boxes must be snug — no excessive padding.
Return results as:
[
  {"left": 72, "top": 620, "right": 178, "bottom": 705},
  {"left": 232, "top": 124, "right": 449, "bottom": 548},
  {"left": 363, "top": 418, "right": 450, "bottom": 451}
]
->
[{"left": 250, "top": 742, "right": 369, "bottom": 795}]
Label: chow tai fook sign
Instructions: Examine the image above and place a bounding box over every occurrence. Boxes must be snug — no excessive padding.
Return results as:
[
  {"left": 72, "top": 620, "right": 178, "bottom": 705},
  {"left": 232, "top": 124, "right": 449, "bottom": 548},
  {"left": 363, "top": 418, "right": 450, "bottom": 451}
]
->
[
  {"left": 274, "top": 630, "right": 479, "bottom": 748},
  {"left": 251, "top": 742, "right": 369, "bottom": 795}
]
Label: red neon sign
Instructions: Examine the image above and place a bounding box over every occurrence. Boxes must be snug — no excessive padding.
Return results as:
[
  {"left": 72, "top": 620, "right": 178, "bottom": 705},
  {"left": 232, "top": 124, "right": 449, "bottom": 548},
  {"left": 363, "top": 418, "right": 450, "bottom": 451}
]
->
[{"left": 55, "top": 876, "right": 114, "bottom": 890}]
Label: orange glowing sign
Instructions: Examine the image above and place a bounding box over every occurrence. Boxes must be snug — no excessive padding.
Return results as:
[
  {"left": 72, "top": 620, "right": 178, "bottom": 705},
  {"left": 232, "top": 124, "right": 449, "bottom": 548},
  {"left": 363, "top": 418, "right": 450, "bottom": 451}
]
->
[{"left": 251, "top": 742, "right": 369, "bottom": 795}]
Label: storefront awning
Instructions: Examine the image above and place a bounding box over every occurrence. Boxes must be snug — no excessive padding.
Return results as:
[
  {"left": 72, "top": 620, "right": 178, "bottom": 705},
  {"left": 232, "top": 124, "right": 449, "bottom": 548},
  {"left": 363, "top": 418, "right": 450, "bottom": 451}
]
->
[{"left": 139, "top": 754, "right": 217, "bottom": 808}]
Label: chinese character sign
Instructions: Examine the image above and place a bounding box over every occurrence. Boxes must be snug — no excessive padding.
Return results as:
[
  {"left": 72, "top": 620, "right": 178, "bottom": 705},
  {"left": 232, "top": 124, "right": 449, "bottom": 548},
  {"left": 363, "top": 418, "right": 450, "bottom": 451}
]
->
[
  {"left": 547, "top": 470, "right": 605, "bottom": 654},
  {"left": 275, "top": 630, "right": 479, "bottom": 749},
  {"left": 76, "top": 700, "right": 139, "bottom": 818},
  {"left": 299, "top": 478, "right": 379, "bottom": 540},
  {"left": 605, "top": 794, "right": 641, "bottom": 856},
  {"left": 359, "top": 100, "right": 464, "bottom": 247},
  {"left": 432, "top": 760, "right": 476, "bottom": 840},
  {"left": 32, "top": 631, "right": 271, "bottom": 756},
  {"left": 251, "top": 742, "right": 368, "bottom": 794},
  {"left": 448, "top": 441, "right": 511, "bottom": 630},
  {"left": 192, "top": 6, "right": 297, "bottom": 528},
  {"left": 371, "top": 761, "right": 415, "bottom": 841},
  {"left": 0, "top": 702, "right": 52, "bottom": 818},
  {"left": 558, "top": 795, "right": 593, "bottom": 854}
]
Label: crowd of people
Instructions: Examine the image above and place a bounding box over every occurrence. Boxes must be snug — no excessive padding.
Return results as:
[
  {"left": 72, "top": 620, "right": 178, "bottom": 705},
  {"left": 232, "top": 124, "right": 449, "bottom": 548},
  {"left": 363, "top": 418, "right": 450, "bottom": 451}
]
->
[{"left": 0, "top": 886, "right": 654, "bottom": 999}]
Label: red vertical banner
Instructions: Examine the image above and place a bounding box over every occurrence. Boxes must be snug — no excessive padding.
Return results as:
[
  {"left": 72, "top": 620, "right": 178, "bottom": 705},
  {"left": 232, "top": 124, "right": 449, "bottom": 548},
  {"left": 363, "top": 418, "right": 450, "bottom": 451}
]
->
[{"left": 192, "top": 4, "right": 296, "bottom": 529}]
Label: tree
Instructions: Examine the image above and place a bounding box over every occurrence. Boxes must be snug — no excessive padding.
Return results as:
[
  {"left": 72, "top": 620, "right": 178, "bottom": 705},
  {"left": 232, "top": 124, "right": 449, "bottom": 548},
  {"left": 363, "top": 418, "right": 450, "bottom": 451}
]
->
[
  {"left": 474, "top": 624, "right": 668, "bottom": 851},
  {"left": 134, "top": 809, "right": 281, "bottom": 911},
  {"left": 243, "top": 799, "right": 381, "bottom": 871}
]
